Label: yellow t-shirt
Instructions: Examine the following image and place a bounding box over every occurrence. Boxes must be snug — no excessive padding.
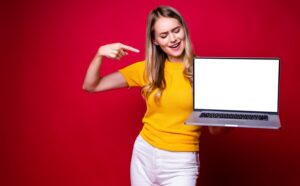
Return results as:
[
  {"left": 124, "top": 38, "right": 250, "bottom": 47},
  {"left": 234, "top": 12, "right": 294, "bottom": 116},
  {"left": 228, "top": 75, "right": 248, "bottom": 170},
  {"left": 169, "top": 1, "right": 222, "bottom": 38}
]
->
[{"left": 119, "top": 60, "right": 201, "bottom": 152}]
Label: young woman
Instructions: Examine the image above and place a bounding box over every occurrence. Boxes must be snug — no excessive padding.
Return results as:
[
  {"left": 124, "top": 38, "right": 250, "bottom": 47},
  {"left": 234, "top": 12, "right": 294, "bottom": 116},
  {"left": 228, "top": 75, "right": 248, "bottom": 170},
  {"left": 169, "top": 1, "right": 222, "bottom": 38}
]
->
[{"left": 83, "top": 5, "right": 225, "bottom": 186}]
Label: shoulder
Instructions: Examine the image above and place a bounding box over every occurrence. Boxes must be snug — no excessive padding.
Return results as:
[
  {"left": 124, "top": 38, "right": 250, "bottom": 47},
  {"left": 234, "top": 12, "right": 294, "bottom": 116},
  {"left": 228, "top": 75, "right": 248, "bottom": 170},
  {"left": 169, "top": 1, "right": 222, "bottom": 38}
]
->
[
  {"left": 118, "top": 60, "right": 147, "bottom": 87},
  {"left": 119, "top": 60, "right": 145, "bottom": 72},
  {"left": 129, "top": 60, "right": 145, "bottom": 69}
]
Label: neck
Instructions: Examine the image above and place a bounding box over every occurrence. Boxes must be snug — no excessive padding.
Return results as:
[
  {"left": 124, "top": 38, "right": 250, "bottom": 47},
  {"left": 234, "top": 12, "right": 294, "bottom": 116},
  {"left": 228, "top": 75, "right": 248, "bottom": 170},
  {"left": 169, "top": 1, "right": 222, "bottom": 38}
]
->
[{"left": 167, "top": 55, "right": 183, "bottom": 63}]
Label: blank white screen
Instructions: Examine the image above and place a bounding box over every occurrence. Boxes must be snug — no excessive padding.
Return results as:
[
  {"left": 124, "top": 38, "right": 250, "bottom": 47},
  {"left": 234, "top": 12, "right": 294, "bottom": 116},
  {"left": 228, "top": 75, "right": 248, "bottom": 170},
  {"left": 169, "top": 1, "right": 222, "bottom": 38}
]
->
[{"left": 194, "top": 58, "right": 279, "bottom": 112}]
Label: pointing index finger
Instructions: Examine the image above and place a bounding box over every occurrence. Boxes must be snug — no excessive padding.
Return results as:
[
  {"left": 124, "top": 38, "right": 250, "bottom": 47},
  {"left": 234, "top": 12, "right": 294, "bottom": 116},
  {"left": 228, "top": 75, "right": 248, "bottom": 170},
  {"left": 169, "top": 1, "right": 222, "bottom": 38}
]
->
[{"left": 120, "top": 44, "right": 140, "bottom": 53}]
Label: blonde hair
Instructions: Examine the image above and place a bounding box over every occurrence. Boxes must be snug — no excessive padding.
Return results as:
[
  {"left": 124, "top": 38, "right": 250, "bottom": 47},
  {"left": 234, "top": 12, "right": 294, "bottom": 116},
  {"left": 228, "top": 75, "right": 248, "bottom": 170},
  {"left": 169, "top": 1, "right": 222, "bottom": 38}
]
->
[{"left": 142, "top": 6, "right": 194, "bottom": 104}]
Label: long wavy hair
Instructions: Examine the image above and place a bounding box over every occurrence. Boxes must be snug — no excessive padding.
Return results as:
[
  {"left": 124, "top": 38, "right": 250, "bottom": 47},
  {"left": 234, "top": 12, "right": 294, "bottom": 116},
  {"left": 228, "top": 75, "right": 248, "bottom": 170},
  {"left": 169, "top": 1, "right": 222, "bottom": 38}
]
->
[{"left": 142, "top": 6, "right": 194, "bottom": 104}]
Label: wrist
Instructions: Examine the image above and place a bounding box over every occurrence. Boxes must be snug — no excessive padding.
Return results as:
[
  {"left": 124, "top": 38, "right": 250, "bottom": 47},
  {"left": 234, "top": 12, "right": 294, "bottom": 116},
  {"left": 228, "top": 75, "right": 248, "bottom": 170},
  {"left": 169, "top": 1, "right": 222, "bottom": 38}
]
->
[{"left": 96, "top": 46, "right": 104, "bottom": 58}]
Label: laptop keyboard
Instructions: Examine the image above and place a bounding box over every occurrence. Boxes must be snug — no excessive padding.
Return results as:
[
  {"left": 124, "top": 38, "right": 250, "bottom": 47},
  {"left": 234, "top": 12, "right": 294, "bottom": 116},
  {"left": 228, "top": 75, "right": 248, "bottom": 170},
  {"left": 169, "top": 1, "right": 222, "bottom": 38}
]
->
[{"left": 200, "top": 113, "right": 269, "bottom": 121}]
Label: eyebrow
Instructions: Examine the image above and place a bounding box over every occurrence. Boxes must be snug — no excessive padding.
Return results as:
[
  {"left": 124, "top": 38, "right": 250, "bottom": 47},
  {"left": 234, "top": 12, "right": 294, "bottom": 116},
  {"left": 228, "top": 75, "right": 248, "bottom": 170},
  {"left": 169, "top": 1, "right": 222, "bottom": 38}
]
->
[{"left": 159, "top": 26, "right": 181, "bottom": 36}]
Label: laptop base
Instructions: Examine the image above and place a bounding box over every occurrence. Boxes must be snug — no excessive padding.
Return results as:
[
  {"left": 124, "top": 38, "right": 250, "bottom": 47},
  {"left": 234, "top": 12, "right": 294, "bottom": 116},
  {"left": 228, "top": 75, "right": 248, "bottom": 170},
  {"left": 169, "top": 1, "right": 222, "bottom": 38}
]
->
[{"left": 185, "top": 111, "right": 281, "bottom": 129}]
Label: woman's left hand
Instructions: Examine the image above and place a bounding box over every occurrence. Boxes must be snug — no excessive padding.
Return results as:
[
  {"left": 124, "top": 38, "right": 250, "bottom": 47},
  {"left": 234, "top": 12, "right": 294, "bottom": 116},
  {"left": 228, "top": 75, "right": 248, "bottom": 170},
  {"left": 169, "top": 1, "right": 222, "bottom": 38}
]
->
[{"left": 208, "top": 126, "right": 230, "bottom": 135}]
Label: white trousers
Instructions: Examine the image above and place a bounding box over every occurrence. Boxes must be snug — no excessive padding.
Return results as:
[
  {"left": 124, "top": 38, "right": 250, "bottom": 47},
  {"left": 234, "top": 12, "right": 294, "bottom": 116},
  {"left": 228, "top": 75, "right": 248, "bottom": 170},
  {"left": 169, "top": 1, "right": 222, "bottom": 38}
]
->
[{"left": 130, "top": 135, "right": 200, "bottom": 186}]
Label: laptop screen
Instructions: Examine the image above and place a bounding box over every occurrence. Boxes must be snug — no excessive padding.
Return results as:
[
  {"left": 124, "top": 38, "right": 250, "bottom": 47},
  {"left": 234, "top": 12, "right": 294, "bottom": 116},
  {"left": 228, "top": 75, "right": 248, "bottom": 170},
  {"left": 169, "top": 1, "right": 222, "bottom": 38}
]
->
[{"left": 194, "top": 58, "right": 279, "bottom": 112}]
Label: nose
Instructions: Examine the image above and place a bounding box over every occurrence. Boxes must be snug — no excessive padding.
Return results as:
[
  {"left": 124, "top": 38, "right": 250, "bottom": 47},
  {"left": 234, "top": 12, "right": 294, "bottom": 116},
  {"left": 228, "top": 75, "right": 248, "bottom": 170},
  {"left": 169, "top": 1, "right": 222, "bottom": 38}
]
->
[{"left": 170, "top": 33, "right": 177, "bottom": 43}]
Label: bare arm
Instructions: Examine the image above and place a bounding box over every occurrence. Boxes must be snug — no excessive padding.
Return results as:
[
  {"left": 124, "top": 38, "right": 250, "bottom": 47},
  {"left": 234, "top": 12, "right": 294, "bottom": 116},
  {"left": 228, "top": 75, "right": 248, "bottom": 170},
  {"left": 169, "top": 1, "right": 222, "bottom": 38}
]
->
[{"left": 82, "top": 43, "right": 139, "bottom": 92}]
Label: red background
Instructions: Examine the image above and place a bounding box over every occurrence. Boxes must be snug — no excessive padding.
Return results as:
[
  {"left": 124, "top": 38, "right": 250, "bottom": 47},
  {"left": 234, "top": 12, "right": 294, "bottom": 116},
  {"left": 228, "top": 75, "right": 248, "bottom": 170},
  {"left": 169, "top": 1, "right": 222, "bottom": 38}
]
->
[{"left": 1, "top": 0, "right": 300, "bottom": 185}]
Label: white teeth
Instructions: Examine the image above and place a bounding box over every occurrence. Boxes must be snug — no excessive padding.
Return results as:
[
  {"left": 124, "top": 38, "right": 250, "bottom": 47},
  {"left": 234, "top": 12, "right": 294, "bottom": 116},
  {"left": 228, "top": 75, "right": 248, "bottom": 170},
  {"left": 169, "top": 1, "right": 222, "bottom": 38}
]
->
[{"left": 169, "top": 42, "right": 180, "bottom": 48}]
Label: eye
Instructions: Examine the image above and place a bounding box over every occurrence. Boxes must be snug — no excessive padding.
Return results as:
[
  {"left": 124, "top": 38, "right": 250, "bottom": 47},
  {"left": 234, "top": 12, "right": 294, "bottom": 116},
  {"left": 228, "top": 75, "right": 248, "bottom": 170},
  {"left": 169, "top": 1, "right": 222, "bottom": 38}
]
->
[
  {"left": 160, "top": 34, "right": 167, "bottom": 39},
  {"left": 174, "top": 27, "right": 180, "bottom": 33}
]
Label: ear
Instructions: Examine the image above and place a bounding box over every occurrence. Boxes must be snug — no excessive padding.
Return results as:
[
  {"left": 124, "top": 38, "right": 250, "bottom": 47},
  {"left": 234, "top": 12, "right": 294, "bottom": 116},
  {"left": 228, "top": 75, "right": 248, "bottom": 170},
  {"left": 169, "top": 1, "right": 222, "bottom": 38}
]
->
[{"left": 153, "top": 39, "right": 159, "bottom": 45}]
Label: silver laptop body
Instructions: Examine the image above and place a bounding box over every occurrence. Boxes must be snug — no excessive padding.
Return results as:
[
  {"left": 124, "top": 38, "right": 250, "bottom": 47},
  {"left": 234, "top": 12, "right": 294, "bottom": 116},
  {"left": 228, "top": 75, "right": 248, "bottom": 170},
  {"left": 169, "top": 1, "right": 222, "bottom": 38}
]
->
[{"left": 185, "top": 57, "right": 281, "bottom": 129}]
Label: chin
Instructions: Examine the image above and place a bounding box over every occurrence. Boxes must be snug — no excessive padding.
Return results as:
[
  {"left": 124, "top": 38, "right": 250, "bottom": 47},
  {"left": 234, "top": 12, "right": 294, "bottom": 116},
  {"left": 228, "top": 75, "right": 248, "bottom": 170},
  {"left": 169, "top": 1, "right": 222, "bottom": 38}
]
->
[{"left": 167, "top": 50, "right": 184, "bottom": 58}]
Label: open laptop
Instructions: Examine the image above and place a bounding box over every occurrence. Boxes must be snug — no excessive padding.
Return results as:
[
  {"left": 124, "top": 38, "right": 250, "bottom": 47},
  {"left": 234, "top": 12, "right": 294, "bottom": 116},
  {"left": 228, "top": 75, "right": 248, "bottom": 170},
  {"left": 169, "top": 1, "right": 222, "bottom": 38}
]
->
[{"left": 185, "top": 57, "right": 281, "bottom": 129}]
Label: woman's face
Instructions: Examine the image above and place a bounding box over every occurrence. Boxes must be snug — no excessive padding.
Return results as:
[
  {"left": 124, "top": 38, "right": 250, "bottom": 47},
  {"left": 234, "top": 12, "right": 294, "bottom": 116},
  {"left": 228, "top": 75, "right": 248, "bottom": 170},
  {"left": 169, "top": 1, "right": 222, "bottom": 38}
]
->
[{"left": 153, "top": 17, "right": 186, "bottom": 61}]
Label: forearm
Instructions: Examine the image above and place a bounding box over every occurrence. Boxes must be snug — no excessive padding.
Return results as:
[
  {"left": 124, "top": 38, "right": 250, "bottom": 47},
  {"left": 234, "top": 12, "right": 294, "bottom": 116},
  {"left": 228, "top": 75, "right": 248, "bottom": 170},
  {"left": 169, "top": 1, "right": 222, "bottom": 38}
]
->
[
  {"left": 82, "top": 43, "right": 139, "bottom": 92},
  {"left": 82, "top": 54, "right": 103, "bottom": 92}
]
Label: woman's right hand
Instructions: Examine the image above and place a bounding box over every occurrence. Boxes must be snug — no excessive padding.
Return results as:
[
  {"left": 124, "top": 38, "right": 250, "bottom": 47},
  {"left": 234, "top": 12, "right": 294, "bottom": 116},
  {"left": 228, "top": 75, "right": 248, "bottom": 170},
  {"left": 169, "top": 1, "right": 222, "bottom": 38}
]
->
[{"left": 97, "top": 43, "right": 140, "bottom": 60}]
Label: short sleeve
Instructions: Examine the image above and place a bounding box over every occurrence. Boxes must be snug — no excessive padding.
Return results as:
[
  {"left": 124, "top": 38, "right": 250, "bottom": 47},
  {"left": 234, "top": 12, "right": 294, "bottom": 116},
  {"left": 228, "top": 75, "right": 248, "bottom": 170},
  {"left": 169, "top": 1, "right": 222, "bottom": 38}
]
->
[{"left": 118, "top": 61, "right": 147, "bottom": 87}]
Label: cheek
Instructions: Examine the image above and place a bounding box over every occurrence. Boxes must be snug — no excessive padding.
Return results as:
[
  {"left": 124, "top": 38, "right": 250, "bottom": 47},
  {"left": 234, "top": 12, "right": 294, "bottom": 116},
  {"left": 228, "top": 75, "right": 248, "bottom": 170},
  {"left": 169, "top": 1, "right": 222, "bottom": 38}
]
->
[
  {"left": 178, "top": 31, "right": 185, "bottom": 40},
  {"left": 155, "top": 38, "right": 169, "bottom": 47}
]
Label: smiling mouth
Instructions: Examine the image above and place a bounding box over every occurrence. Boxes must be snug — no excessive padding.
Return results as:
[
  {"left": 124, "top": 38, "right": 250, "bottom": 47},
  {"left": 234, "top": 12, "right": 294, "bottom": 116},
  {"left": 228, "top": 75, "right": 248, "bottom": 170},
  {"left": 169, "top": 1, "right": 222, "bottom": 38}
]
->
[{"left": 169, "top": 42, "right": 181, "bottom": 49}]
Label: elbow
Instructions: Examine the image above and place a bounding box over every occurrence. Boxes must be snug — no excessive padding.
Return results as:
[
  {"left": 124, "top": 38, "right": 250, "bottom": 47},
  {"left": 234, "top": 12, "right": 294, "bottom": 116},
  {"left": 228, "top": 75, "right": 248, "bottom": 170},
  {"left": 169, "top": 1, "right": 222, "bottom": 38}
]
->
[{"left": 82, "top": 84, "right": 95, "bottom": 92}]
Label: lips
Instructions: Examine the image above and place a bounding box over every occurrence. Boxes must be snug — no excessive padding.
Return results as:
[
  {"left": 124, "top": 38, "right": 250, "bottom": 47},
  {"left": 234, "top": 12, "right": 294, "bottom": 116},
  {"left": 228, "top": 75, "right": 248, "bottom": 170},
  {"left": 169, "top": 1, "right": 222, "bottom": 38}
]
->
[{"left": 169, "top": 42, "right": 181, "bottom": 49}]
